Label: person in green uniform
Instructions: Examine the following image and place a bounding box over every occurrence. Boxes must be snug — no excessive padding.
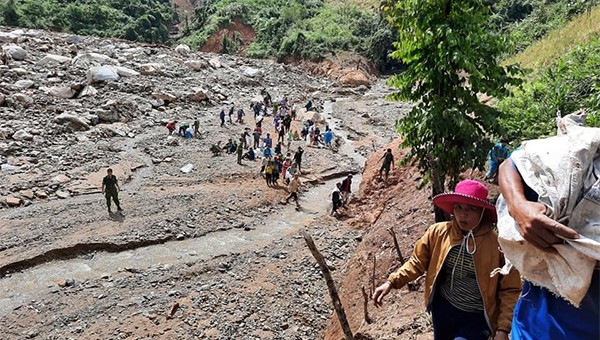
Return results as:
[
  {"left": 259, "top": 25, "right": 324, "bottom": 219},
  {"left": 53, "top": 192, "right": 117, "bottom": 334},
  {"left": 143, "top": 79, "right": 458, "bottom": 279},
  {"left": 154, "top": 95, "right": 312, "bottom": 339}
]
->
[
  {"left": 236, "top": 138, "right": 244, "bottom": 165},
  {"left": 193, "top": 119, "right": 200, "bottom": 138},
  {"left": 102, "top": 168, "right": 122, "bottom": 214}
]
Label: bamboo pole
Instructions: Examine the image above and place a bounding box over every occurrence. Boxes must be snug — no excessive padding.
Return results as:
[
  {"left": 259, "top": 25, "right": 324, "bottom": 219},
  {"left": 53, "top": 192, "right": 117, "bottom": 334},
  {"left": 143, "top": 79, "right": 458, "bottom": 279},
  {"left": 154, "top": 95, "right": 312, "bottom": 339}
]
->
[{"left": 302, "top": 230, "right": 354, "bottom": 340}]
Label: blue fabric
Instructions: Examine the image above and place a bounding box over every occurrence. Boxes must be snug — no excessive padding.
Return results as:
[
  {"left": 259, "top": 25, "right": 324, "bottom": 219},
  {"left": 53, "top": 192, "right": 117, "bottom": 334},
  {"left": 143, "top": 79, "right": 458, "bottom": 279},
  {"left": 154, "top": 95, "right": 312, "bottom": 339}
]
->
[
  {"left": 431, "top": 294, "right": 491, "bottom": 340},
  {"left": 512, "top": 271, "right": 599, "bottom": 340},
  {"left": 510, "top": 159, "right": 600, "bottom": 339}
]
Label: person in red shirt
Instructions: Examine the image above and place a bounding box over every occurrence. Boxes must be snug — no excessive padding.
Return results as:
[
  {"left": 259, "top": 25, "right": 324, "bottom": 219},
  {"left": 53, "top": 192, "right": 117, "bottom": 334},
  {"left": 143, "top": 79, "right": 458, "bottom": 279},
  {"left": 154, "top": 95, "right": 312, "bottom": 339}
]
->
[{"left": 166, "top": 120, "right": 177, "bottom": 135}]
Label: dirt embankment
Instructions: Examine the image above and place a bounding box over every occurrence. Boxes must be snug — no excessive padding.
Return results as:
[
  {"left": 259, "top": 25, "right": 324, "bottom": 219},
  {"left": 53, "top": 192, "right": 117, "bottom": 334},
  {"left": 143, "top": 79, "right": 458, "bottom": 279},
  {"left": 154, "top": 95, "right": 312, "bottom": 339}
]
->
[
  {"left": 324, "top": 138, "right": 436, "bottom": 340},
  {"left": 201, "top": 20, "right": 256, "bottom": 56}
]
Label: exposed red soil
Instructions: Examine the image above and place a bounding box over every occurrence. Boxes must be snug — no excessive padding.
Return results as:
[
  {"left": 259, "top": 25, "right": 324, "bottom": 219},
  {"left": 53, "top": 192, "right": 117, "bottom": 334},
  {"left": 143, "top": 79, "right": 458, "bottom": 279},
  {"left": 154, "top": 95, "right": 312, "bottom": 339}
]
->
[
  {"left": 324, "top": 139, "right": 498, "bottom": 339},
  {"left": 200, "top": 20, "right": 256, "bottom": 56}
]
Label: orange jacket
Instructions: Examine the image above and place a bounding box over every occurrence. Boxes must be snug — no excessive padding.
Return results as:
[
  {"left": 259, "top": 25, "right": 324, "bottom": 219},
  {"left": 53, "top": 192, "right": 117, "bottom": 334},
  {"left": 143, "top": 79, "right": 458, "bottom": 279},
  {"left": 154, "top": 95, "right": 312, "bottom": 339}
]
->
[{"left": 387, "top": 221, "right": 521, "bottom": 333}]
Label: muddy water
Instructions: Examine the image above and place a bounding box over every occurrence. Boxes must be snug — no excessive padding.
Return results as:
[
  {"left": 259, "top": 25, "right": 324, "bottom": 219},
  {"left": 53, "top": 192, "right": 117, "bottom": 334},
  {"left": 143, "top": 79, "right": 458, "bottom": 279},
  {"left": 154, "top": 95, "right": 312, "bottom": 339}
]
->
[{"left": 0, "top": 99, "right": 366, "bottom": 317}]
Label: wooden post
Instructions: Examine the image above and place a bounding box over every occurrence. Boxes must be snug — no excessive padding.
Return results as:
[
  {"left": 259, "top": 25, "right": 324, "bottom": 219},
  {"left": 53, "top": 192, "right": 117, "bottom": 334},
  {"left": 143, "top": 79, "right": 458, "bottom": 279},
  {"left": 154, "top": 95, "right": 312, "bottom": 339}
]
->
[
  {"left": 387, "top": 227, "right": 405, "bottom": 264},
  {"left": 302, "top": 230, "right": 354, "bottom": 340},
  {"left": 361, "top": 286, "right": 372, "bottom": 324}
]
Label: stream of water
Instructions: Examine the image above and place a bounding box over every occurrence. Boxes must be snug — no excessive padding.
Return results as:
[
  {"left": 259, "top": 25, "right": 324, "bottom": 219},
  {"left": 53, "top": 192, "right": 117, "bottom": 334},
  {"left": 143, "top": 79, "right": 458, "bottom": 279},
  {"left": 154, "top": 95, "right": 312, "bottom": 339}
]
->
[{"left": 0, "top": 99, "right": 367, "bottom": 317}]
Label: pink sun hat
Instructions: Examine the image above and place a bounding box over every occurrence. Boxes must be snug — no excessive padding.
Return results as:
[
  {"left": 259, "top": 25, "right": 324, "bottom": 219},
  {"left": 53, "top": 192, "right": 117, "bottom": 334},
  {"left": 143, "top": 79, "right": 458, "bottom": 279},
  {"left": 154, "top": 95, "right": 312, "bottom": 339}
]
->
[{"left": 432, "top": 180, "right": 497, "bottom": 222}]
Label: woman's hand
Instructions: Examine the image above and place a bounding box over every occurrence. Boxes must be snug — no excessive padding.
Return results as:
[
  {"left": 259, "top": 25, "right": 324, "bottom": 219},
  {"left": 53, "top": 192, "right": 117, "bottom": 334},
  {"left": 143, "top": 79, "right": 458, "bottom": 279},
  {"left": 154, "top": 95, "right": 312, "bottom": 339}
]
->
[
  {"left": 372, "top": 281, "right": 392, "bottom": 307},
  {"left": 494, "top": 330, "right": 509, "bottom": 340}
]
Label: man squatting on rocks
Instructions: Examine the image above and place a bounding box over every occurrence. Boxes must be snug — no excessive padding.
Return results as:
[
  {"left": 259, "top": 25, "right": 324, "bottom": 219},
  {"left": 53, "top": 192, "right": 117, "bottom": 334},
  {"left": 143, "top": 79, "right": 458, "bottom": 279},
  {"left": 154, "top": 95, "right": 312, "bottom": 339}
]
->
[
  {"left": 373, "top": 180, "right": 521, "bottom": 340},
  {"left": 101, "top": 168, "right": 122, "bottom": 214}
]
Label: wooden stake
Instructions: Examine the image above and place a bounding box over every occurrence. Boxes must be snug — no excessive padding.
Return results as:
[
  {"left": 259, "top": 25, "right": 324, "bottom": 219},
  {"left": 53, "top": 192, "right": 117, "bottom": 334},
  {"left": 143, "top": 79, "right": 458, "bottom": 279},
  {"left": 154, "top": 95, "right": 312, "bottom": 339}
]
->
[
  {"left": 371, "top": 255, "right": 376, "bottom": 296},
  {"left": 302, "top": 230, "right": 354, "bottom": 340},
  {"left": 361, "top": 286, "right": 372, "bottom": 324},
  {"left": 387, "top": 227, "right": 405, "bottom": 264}
]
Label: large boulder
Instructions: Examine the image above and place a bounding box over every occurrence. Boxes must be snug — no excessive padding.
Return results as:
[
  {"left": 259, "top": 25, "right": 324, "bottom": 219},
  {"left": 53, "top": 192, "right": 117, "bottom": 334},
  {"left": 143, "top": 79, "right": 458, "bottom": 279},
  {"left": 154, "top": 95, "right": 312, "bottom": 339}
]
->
[
  {"left": 184, "top": 60, "right": 206, "bottom": 71},
  {"left": 87, "top": 66, "right": 119, "bottom": 84},
  {"left": 12, "top": 129, "right": 33, "bottom": 141},
  {"left": 48, "top": 86, "right": 76, "bottom": 99},
  {"left": 152, "top": 92, "right": 178, "bottom": 103},
  {"left": 14, "top": 79, "right": 35, "bottom": 89},
  {"left": 242, "top": 67, "right": 260, "bottom": 77},
  {"left": 2, "top": 45, "right": 27, "bottom": 60},
  {"left": 54, "top": 113, "right": 90, "bottom": 131},
  {"left": 208, "top": 57, "right": 221, "bottom": 69},
  {"left": 37, "top": 54, "right": 71, "bottom": 66},
  {"left": 86, "top": 52, "right": 117, "bottom": 65},
  {"left": 338, "top": 70, "right": 371, "bottom": 87},
  {"left": 78, "top": 85, "right": 98, "bottom": 98},
  {"left": 189, "top": 88, "right": 209, "bottom": 102},
  {"left": 111, "top": 66, "right": 139, "bottom": 77},
  {"left": 12, "top": 93, "right": 33, "bottom": 106},
  {"left": 140, "top": 63, "right": 162, "bottom": 75},
  {"left": 0, "top": 32, "right": 19, "bottom": 43},
  {"left": 175, "top": 44, "right": 191, "bottom": 56}
]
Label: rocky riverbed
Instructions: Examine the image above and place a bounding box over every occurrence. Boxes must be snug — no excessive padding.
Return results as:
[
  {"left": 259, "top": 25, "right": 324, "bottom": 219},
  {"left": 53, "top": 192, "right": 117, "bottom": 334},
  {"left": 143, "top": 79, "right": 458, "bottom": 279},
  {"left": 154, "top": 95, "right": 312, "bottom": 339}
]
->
[{"left": 0, "top": 26, "right": 421, "bottom": 339}]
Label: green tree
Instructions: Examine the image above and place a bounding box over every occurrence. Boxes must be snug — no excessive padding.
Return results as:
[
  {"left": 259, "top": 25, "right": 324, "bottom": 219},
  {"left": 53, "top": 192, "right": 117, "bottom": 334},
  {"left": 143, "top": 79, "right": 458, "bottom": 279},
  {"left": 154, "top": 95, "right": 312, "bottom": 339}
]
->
[
  {"left": 2, "top": 0, "right": 20, "bottom": 26},
  {"left": 383, "top": 0, "right": 521, "bottom": 221}
]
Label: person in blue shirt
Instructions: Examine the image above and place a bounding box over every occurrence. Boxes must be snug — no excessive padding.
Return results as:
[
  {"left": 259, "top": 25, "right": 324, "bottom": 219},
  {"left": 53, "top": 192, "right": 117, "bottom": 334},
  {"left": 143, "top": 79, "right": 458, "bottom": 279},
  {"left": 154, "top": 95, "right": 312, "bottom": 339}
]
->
[
  {"left": 485, "top": 138, "right": 510, "bottom": 182},
  {"left": 262, "top": 146, "right": 273, "bottom": 158},
  {"left": 263, "top": 133, "right": 273, "bottom": 148},
  {"left": 323, "top": 126, "right": 334, "bottom": 148}
]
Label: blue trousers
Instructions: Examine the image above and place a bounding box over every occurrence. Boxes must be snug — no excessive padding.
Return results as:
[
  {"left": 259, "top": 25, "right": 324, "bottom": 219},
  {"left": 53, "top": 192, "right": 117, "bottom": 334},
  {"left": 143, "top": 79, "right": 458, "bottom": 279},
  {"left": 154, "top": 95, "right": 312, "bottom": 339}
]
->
[
  {"left": 512, "top": 270, "right": 599, "bottom": 340},
  {"left": 431, "top": 294, "right": 491, "bottom": 340}
]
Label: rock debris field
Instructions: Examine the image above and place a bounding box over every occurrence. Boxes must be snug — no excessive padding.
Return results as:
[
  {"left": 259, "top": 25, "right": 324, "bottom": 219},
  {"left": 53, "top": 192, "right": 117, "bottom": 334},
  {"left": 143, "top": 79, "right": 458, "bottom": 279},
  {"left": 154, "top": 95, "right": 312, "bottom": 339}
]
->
[{"left": 0, "top": 26, "right": 411, "bottom": 339}]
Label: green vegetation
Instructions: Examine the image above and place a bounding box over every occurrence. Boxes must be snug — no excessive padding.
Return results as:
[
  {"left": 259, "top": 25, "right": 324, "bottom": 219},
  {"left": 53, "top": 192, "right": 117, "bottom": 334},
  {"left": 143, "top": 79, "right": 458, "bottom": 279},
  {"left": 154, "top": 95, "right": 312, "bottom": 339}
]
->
[
  {"left": 505, "top": 6, "right": 600, "bottom": 70},
  {"left": 0, "top": 0, "right": 176, "bottom": 44},
  {"left": 498, "top": 34, "right": 600, "bottom": 141},
  {"left": 487, "top": 0, "right": 599, "bottom": 53},
  {"left": 179, "top": 0, "right": 394, "bottom": 69},
  {"left": 383, "top": 0, "right": 521, "bottom": 220}
]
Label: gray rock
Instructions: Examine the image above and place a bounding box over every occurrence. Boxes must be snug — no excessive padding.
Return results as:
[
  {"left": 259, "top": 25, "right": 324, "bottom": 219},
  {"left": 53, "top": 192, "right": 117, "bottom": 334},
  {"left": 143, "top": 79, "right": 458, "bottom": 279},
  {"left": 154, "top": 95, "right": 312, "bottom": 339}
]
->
[
  {"left": 12, "top": 93, "right": 34, "bottom": 106},
  {"left": 48, "top": 86, "right": 76, "bottom": 99},
  {"left": 175, "top": 44, "right": 191, "bottom": 56},
  {"left": 12, "top": 129, "right": 33, "bottom": 141},
  {"left": 0, "top": 32, "right": 18, "bottom": 43},
  {"left": 189, "top": 88, "right": 209, "bottom": 102},
  {"left": 208, "top": 57, "right": 221, "bottom": 69},
  {"left": 3, "top": 45, "right": 27, "bottom": 60},
  {"left": 77, "top": 85, "right": 98, "bottom": 98},
  {"left": 37, "top": 54, "right": 71, "bottom": 66},
  {"left": 87, "top": 66, "right": 119, "bottom": 84},
  {"left": 54, "top": 113, "right": 90, "bottom": 131},
  {"left": 14, "top": 79, "right": 34, "bottom": 89},
  {"left": 242, "top": 67, "right": 260, "bottom": 77},
  {"left": 139, "top": 63, "right": 162, "bottom": 75},
  {"left": 56, "top": 190, "right": 70, "bottom": 199},
  {"left": 111, "top": 66, "right": 140, "bottom": 77},
  {"left": 184, "top": 60, "right": 206, "bottom": 71}
]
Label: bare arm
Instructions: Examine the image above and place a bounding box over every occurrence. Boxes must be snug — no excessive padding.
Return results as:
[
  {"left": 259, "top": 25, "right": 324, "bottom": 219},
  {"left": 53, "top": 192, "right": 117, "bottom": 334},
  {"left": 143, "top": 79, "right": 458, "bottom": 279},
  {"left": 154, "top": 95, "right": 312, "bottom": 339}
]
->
[{"left": 498, "top": 161, "right": 578, "bottom": 250}]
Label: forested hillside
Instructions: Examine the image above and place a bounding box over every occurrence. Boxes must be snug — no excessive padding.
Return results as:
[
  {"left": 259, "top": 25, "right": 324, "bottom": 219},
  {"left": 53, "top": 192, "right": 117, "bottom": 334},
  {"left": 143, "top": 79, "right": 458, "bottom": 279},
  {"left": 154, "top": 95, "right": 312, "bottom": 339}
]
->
[{"left": 0, "top": 0, "right": 176, "bottom": 43}]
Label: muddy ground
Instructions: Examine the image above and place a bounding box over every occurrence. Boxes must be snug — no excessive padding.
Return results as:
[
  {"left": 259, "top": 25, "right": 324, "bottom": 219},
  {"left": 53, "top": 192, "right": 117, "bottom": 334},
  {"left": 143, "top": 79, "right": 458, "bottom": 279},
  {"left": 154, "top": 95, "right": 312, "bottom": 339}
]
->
[{"left": 0, "top": 26, "right": 453, "bottom": 339}]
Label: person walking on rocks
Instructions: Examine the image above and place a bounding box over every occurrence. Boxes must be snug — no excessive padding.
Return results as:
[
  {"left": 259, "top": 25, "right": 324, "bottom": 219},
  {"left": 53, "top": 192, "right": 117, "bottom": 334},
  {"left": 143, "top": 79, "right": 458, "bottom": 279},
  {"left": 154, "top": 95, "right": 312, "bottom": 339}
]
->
[
  {"left": 178, "top": 122, "right": 189, "bottom": 137},
  {"left": 285, "top": 173, "right": 301, "bottom": 208},
  {"left": 372, "top": 180, "right": 521, "bottom": 340},
  {"left": 102, "top": 168, "right": 122, "bottom": 214},
  {"left": 330, "top": 182, "right": 343, "bottom": 216},
  {"left": 340, "top": 174, "right": 353, "bottom": 206},
  {"left": 379, "top": 148, "right": 395, "bottom": 181},
  {"left": 294, "top": 146, "right": 304, "bottom": 173},
  {"left": 228, "top": 106, "right": 234, "bottom": 124},
  {"left": 220, "top": 109, "right": 226, "bottom": 127}
]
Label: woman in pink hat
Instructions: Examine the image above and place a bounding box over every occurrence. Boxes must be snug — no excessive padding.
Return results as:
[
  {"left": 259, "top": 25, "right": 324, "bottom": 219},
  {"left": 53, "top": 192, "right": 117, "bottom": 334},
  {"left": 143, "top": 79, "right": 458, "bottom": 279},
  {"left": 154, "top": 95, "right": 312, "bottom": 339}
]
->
[{"left": 372, "top": 180, "right": 522, "bottom": 340}]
